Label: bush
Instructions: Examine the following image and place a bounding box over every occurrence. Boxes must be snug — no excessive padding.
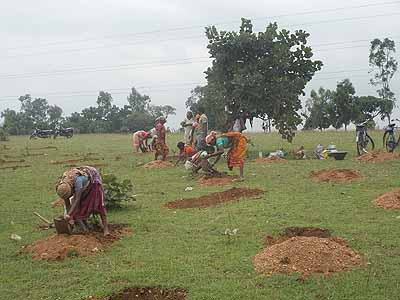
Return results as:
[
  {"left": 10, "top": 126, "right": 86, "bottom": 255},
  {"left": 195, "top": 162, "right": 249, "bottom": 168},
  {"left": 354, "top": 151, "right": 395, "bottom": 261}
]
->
[
  {"left": 0, "top": 128, "right": 9, "bottom": 141},
  {"left": 102, "top": 174, "right": 135, "bottom": 209}
]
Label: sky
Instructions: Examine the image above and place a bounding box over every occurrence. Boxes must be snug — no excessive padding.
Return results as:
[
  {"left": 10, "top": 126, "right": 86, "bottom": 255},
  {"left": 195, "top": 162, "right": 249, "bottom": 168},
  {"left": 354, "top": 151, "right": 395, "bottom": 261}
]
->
[{"left": 0, "top": 0, "right": 399, "bottom": 130}]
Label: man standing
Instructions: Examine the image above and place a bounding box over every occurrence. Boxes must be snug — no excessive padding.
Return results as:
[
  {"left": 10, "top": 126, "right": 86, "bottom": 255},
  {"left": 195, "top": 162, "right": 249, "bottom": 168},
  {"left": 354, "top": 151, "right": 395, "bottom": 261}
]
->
[
  {"left": 181, "top": 111, "right": 194, "bottom": 145},
  {"left": 195, "top": 108, "right": 208, "bottom": 151}
]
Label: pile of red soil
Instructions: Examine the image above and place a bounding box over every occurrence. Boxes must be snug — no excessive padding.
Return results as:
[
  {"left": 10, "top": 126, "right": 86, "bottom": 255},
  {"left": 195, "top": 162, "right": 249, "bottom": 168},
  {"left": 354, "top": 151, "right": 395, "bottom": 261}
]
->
[
  {"left": 143, "top": 160, "right": 174, "bottom": 169},
  {"left": 165, "top": 187, "right": 264, "bottom": 209},
  {"left": 92, "top": 287, "right": 187, "bottom": 300},
  {"left": 374, "top": 189, "right": 400, "bottom": 209},
  {"left": 88, "top": 287, "right": 187, "bottom": 300},
  {"left": 252, "top": 156, "right": 287, "bottom": 163},
  {"left": 356, "top": 151, "right": 400, "bottom": 162},
  {"left": 23, "top": 224, "right": 131, "bottom": 261},
  {"left": 198, "top": 175, "right": 238, "bottom": 186},
  {"left": 311, "top": 169, "right": 361, "bottom": 182},
  {"left": 254, "top": 227, "right": 363, "bottom": 277}
]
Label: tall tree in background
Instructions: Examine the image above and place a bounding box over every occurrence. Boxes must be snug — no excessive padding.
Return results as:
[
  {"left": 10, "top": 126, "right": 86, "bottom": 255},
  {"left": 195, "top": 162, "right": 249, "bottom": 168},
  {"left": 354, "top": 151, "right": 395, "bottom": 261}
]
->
[
  {"left": 127, "top": 87, "right": 151, "bottom": 112},
  {"left": 330, "top": 79, "right": 356, "bottom": 131},
  {"left": 47, "top": 105, "right": 63, "bottom": 129},
  {"left": 303, "top": 87, "right": 333, "bottom": 131},
  {"left": 369, "top": 38, "right": 398, "bottom": 122},
  {"left": 204, "top": 18, "right": 322, "bottom": 141}
]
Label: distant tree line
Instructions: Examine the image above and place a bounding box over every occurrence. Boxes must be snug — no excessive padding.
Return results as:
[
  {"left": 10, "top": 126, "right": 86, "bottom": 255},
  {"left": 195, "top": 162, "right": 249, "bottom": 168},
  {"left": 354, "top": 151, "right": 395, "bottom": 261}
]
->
[{"left": 1, "top": 87, "right": 176, "bottom": 135}]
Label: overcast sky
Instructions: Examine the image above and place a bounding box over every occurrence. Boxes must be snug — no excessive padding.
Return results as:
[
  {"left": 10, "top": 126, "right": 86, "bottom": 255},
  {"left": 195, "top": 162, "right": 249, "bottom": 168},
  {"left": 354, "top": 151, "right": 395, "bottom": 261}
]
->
[{"left": 0, "top": 0, "right": 399, "bottom": 129}]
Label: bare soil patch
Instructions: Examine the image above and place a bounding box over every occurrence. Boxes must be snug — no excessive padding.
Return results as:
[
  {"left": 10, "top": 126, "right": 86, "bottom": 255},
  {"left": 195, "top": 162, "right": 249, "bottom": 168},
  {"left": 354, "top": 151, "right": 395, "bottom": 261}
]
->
[
  {"left": 374, "top": 189, "right": 400, "bottom": 209},
  {"left": 50, "top": 157, "right": 101, "bottom": 165},
  {"left": 23, "top": 224, "right": 131, "bottom": 261},
  {"left": 0, "top": 165, "right": 31, "bottom": 170},
  {"left": 143, "top": 160, "right": 174, "bottom": 169},
  {"left": 0, "top": 158, "right": 25, "bottom": 164},
  {"left": 310, "top": 169, "right": 361, "bottom": 182},
  {"left": 165, "top": 187, "right": 264, "bottom": 209},
  {"left": 198, "top": 174, "right": 238, "bottom": 186},
  {"left": 356, "top": 150, "right": 400, "bottom": 162},
  {"left": 91, "top": 287, "right": 187, "bottom": 300},
  {"left": 252, "top": 156, "right": 287, "bottom": 163},
  {"left": 27, "top": 146, "right": 58, "bottom": 151},
  {"left": 255, "top": 228, "right": 362, "bottom": 277}
]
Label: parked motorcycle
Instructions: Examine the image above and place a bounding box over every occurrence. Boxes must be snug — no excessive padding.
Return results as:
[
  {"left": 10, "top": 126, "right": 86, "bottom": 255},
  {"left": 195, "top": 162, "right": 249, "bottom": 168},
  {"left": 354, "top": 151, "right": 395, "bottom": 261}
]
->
[
  {"left": 30, "top": 129, "right": 54, "bottom": 139},
  {"left": 53, "top": 127, "right": 74, "bottom": 139}
]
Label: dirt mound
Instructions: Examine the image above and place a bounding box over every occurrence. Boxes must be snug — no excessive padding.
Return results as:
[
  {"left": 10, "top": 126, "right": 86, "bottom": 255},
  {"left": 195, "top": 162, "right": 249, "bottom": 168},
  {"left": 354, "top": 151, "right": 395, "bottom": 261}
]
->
[
  {"left": 254, "top": 236, "right": 362, "bottom": 277},
  {"left": 94, "top": 287, "right": 187, "bottom": 300},
  {"left": 374, "top": 189, "right": 400, "bottom": 209},
  {"left": 252, "top": 156, "right": 286, "bottom": 163},
  {"left": 165, "top": 187, "right": 264, "bottom": 209},
  {"left": 198, "top": 174, "right": 238, "bottom": 186},
  {"left": 310, "top": 169, "right": 361, "bottom": 182},
  {"left": 23, "top": 224, "right": 131, "bottom": 261},
  {"left": 356, "top": 151, "right": 400, "bottom": 162},
  {"left": 143, "top": 160, "right": 174, "bottom": 169},
  {"left": 264, "top": 227, "right": 331, "bottom": 246}
]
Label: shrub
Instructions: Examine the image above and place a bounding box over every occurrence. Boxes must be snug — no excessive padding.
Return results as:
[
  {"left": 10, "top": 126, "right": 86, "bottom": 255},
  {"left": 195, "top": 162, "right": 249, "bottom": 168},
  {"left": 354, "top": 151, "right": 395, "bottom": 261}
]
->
[{"left": 102, "top": 174, "right": 135, "bottom": 209}]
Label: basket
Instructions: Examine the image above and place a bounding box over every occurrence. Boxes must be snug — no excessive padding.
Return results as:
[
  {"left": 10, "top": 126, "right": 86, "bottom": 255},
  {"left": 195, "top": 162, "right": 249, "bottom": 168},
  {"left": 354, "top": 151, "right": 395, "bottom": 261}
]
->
[
  {"left": 54, "top": 216, "right": 72, "bottom": 234},
  {"left": 328, "top": 151, "right": 347, "bottom": 160}
]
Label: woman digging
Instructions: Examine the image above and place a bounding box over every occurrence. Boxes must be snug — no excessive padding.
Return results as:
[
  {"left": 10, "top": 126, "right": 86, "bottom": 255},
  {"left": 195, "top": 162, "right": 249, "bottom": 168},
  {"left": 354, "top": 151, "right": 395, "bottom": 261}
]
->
[
  {"left": 206, "top": 131, "right": 248, "bottom": 181},
  {"left": 154, "top": 116, "right": 169, "bottom": 160},
  {"left": 55, "top": 166, "right": 110, "bottom": 236},
  {"left": 132, "top": 130, "right": 152, "bottom": 152}
]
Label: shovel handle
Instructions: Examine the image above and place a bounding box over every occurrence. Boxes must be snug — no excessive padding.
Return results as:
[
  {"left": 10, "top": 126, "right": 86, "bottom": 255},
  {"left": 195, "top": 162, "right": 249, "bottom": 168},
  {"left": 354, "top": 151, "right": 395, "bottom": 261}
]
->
[{"left": 33, "top": 212, "right": 51, "bottom": 224}]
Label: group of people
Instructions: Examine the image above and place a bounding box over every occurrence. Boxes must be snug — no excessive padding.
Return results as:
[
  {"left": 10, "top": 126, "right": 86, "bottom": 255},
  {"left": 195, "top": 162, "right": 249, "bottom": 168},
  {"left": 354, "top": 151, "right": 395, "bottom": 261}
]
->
[
  {"left": 176, "top": 110, "right": 248, "bottom": 180},
  {"left": 132, "top": 116, "right": 170, "bottom": 160},
  {"left": 55, "top": 111, "right": 248, "bottom": 236}
]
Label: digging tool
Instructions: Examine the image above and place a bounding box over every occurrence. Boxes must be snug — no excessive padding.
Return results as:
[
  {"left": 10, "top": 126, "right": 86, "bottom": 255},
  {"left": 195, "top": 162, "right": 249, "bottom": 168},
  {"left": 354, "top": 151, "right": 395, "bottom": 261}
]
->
[{"left": 33, "top": 212, "right": 55, "bottom": 228}]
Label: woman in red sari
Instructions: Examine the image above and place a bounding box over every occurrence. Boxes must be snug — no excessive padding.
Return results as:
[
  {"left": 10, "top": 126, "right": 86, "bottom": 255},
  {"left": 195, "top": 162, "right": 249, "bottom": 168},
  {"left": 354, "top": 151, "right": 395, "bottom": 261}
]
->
[{"left": 56, "top": 166, "right": 109, "bottom": 236}]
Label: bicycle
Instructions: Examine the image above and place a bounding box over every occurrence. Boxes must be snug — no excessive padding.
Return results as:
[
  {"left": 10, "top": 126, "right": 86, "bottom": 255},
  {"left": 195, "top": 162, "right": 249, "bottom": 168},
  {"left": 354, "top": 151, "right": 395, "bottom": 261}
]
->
[
  {"left": 383, "top": 119, "right": 400, "bottom": 152},
  {"left": 356, "top": 121, "right": 375, "bottom": 156}
]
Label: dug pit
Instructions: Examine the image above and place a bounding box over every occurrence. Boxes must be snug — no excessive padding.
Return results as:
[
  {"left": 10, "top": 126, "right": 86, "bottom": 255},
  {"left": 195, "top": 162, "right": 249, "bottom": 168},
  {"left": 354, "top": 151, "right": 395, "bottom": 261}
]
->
[
  {"left": 374, "top": 189, "right": 400, "bottom": 209},
  {"left": 143, "top": 160, "right": 174, "bottom": 169},
  {"left": 254, "top": 227, "right": 363, "bottom": 277},
  {"left": 23, "top": 224, "right": 131, "bottom": 261},
  {"left": 198, "top": 174, "right": 238, "bottom": 186},
  {"left": 356, "top": 151, "right": 400, "bottom": 162},
  {"left": 310, "top": 169, "right": 361, "bottom": 182},
  {"left": 90, "top": 287, "right": 187, "bottom": 300},
  {"left": 165, "top": 187, "right": 264, "bottom": 209}
]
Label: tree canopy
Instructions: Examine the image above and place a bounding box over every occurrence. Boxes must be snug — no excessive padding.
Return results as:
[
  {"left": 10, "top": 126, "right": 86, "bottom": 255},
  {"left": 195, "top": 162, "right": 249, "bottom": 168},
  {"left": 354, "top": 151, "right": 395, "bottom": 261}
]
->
[{"left": 202, "top": 18, "right": 322, "bottom": 141}]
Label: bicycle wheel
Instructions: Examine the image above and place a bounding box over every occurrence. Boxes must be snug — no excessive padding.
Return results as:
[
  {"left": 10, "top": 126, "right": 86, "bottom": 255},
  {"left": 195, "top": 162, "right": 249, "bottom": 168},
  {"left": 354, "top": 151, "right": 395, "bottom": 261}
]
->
[
  {"left": 383, "top": 131, "right": 396, "bottom": 152},
  {"left": 357, "top": 133, "right": 374, "bottom": 156}
]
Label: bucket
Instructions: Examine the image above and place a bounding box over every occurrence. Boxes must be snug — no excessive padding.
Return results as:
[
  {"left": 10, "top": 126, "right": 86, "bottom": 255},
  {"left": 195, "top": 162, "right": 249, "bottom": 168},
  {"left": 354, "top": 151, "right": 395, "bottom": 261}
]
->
[{"left": 54, "top": 216, "right": 72, "bottom": 234}]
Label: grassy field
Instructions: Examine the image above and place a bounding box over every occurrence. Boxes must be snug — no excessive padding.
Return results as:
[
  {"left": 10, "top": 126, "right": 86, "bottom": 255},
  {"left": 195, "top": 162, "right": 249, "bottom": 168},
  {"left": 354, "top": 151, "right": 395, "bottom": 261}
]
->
[{"left": 1, "top": 130, "right": 400, "bottom": 300}]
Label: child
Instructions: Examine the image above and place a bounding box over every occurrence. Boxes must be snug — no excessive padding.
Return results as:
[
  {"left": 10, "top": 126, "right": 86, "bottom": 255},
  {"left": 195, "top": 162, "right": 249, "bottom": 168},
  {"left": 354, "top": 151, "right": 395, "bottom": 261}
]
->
[{"left": 176, "top": 142, "right": 196, "bottom": 165}]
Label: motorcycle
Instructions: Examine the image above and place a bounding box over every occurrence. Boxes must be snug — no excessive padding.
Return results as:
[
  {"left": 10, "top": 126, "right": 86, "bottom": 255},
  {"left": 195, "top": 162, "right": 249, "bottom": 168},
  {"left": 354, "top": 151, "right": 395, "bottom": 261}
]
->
[
  {"left": 53, "top": 127, "right": 74, "bottom": 139},
  {"left": 30, "top": 129, "right": 54, "bottom": 139}
]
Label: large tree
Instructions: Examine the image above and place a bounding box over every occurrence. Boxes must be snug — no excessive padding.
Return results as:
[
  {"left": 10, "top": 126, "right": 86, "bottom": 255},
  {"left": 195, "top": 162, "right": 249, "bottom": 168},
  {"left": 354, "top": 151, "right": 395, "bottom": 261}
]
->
[
  {"left": 369, "top": 38, "right": 398, "bottom": 122},
  {"left": 303, "top": 87, "right": 333, "bottom": 131},
  {"left": 127, "top": 87, "right": 151, "bottom": 113},
  {"left": 329, "top": 79, "right": 356, "bottom": 131},
  {"left": 204, "top": 18, "right": 322, "bottom": 141}
]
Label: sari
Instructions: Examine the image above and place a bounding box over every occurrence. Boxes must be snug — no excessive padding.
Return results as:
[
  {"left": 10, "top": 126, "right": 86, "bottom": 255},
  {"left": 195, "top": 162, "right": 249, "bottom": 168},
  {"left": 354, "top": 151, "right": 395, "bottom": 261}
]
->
[{"left": 219, "top": 132, "right": 247, "bottom": 168}]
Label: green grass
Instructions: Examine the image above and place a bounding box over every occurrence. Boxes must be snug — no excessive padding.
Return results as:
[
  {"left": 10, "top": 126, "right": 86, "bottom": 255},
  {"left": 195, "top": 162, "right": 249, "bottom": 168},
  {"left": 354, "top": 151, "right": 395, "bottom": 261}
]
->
[{"left": 1, "top": 130, "right": 400, "bottom": 300}]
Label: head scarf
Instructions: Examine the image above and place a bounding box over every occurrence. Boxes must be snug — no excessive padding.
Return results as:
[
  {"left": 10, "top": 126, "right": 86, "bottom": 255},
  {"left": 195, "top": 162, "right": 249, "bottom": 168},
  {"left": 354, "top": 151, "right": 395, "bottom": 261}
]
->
[
  {"left": 205, "top": 131, "right": 217, "bottom": 144},
  {"left": 56, "top": 182, "right": 72, "bottom": 200}
]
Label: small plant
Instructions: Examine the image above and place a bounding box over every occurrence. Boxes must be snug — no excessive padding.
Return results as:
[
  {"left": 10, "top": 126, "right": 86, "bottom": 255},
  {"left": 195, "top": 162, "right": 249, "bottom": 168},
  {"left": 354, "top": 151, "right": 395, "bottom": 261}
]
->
[
  {"left": 223, "top": 228, "right": 239, "bottom": 243},
  {"left": 102, "top": 174, "right": 135, "bottom": 209}
]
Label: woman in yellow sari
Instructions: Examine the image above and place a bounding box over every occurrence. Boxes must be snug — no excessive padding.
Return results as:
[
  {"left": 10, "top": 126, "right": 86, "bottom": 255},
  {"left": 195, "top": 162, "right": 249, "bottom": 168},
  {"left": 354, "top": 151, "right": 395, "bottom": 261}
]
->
[{"left": 206, "top": 131, "right": 247, "bottom": 180}]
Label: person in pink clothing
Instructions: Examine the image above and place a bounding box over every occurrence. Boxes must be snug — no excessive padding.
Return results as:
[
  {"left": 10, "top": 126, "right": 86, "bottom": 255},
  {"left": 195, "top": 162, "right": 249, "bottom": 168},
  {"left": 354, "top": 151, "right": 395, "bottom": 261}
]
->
[{"left": 132, "top": 130, "right": 151, "bottom": 152}]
